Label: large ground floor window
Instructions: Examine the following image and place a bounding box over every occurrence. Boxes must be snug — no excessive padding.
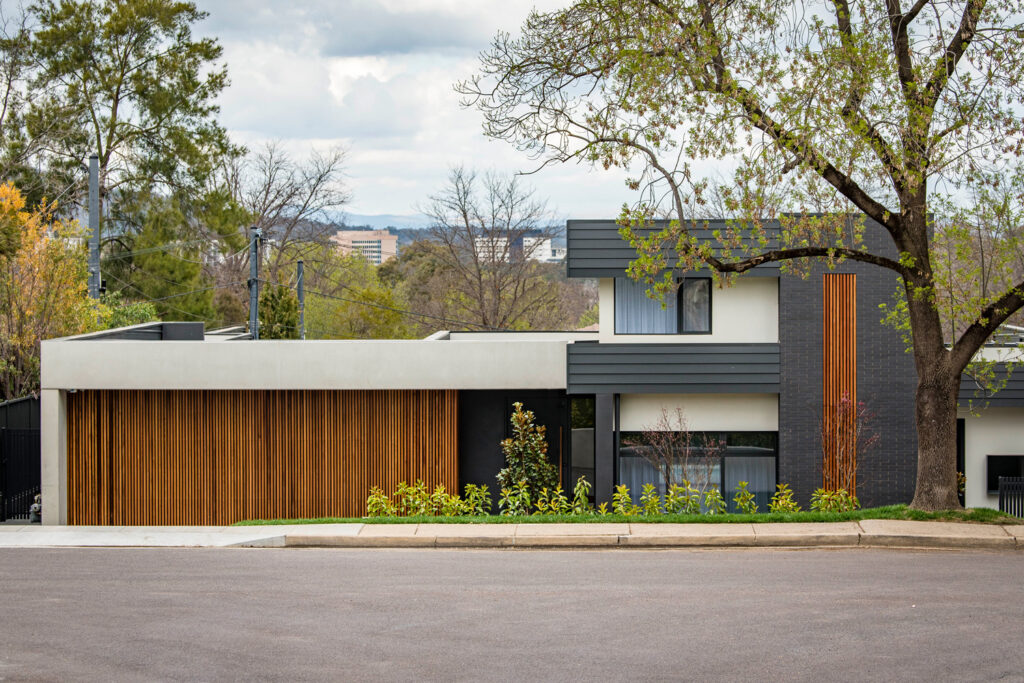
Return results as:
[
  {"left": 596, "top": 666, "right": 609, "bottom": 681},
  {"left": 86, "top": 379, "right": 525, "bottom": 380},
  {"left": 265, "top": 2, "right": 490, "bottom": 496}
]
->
[{"left": 618, "top": 432, "right": 778, "bottom": 512}]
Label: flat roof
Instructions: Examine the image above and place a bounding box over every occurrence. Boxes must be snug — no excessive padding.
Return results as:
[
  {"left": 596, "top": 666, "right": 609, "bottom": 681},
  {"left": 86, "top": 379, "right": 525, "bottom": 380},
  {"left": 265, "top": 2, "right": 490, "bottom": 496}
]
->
[{"left": 41, "top": 324, "right": 597, "bottom": 391}]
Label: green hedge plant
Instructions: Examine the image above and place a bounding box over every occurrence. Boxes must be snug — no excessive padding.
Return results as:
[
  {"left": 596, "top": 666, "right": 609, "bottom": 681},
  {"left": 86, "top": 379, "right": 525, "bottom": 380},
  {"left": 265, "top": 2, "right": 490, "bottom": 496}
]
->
[
  {"left": 768, "top": 483, "right": 801, "bottom": 513},
  {"left": 732, "top": 481, "right": 758, "bottom": 514},
  {"left": 640, "top": 483, "right": 662, "bottom": 515},
  {"left": 810, "top": 488, "right": 860, "bottom": 512}
]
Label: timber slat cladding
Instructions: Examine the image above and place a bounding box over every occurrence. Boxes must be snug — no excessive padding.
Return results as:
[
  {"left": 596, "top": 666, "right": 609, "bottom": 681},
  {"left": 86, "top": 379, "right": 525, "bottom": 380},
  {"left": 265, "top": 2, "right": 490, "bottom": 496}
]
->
[
  {"left": 822, "top": 274, "right": 857, "bottom": 494},
  {"left": 67, "top": 389, "right": 458, "bottom": 525}
]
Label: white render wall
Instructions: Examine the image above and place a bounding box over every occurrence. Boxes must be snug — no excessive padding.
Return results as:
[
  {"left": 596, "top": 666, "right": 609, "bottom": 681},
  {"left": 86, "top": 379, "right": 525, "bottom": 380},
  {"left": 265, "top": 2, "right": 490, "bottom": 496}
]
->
[
  {"left": 958, "top": 406, "right": 1024, "bottom": 509},
  {"left": 597, "top": 276, "right": 779, "bottom": 343},
  {"left": 619, "top": 393, "right": 779, "bottom": 432},
  {"left": 41, "top": 338, "right": 573, "bottom": 391}
]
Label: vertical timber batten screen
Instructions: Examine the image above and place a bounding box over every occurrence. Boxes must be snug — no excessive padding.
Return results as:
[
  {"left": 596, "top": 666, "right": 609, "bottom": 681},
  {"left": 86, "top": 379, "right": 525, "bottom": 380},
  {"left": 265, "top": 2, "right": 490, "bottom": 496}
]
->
[
  {"left": 67, "top": 389, "right": 458, "bottom": 525},
  {"left": 823, "top": 274, "right": 857, "bottom": 495}
]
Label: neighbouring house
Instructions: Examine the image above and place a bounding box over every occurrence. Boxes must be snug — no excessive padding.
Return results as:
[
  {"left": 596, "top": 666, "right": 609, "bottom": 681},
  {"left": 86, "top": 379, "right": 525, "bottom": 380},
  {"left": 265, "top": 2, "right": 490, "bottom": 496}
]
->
[
  {"left": 331, "top": 229, "right": 398, "bottom": 265},
  {"left": 38, "top": 218, "right": 1024, "bottom": 525},
  {"left": 522, "top": 236, "right": 566, "bottom": 263},
  {"left": 473, "top": 232, "right": 566, "bottom": 264}
]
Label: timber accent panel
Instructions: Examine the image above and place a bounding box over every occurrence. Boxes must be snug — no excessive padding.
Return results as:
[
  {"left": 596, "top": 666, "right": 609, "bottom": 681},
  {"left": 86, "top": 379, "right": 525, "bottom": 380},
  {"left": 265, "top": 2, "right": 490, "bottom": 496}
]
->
[
  {"left": 822, "top": 274, "right": 857, "bottom": 494},
  {"left": 66, "top": 389, "right": 457, "bottom": 525}
]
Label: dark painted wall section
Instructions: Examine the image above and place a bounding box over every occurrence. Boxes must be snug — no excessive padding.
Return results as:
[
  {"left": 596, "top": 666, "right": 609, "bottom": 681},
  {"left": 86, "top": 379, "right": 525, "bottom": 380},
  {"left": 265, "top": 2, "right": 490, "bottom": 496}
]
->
[
  {"left": 778, "top": 222, "right": 918, "bottom": 508},
  {"left": 594, "top": 394, "right": 616, "bottom": 505},
  {"left": 458, "top": 390, "right": 567, "bottom": 512}
]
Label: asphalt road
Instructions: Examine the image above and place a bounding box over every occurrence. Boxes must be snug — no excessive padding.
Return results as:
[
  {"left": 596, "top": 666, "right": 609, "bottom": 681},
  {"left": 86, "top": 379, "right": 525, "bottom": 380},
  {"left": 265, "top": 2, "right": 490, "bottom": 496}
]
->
[{"left": 0, "top": 548, "right": 1021, "bottom": 682}]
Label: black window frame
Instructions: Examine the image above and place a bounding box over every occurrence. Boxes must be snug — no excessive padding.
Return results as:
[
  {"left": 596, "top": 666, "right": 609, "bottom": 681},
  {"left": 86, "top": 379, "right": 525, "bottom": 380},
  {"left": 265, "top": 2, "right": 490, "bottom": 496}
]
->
[
  {"left": 615, "top": 431, "right": 778, "bottom": 511},
  {"left": 612, "top": 277, "right": 713, "bottom": 335},
  {"left": 676, "top": 277, "right": 713, "bottom": 335},
  {"left": 986, "top": 454, "right": 1024, "bottom": 494}
]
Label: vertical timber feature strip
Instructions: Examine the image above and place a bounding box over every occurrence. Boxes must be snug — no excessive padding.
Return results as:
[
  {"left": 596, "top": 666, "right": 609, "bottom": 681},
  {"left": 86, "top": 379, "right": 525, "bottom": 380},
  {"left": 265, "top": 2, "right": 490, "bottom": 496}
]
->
[
  {"left": 822, "top": 274, "right": 857, "bottom": 495},
  {"left": 66, "top": 390, "right": 458, "bottom": 525}
]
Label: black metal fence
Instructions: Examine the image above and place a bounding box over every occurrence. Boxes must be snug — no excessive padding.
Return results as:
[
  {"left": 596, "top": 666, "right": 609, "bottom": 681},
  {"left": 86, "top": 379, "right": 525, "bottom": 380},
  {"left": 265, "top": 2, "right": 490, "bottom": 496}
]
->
[
  {"left": 999, "top": 477, "right": 1024, "bottom": 518},
  {"left": 0, "top": 397, "right": 40, "bottom": 522}
]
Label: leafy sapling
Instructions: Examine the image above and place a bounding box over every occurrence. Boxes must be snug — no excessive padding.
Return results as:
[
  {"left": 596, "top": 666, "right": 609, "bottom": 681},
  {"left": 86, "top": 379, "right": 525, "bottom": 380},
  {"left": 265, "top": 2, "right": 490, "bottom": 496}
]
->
[
  {"left": 704, "top": 486, "right": 727, "bottom": 515},
  {"left": 733, "top": 481, "right": 758, "bottom": 514},
  {"left": 639, "top": 483, "right": 662, "bottom": 515},
  {"left": 768, "top": 483, "right": 801, "bottom": 513}
]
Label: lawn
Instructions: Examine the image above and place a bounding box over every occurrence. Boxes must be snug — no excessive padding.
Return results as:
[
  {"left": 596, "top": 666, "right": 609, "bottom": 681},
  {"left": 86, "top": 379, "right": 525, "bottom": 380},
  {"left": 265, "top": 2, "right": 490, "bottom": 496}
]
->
[{"left": 234, "top": 504, "right": 1016, "bottom": 526}]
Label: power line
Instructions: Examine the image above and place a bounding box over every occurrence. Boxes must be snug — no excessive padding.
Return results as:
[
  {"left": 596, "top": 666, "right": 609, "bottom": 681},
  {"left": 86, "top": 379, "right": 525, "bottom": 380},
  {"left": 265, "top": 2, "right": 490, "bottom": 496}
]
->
[
  {"left": 258, "top": 277, "right": 502, "bottom": 331},
  {"left": 102, "top": 271, "right": 218, "bottom": 322},
  {"left": 103, "top": 271, "right": 246, "bottom": 322},
  {"left": 103, "top": 238, "right": 248, "bottom": 264}
]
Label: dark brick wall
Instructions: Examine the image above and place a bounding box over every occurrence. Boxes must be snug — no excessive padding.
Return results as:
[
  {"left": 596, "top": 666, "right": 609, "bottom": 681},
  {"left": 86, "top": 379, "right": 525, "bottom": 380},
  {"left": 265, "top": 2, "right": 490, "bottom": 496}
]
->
[{"left": 778, "top": 223, "right": 919, "bottom": 507}]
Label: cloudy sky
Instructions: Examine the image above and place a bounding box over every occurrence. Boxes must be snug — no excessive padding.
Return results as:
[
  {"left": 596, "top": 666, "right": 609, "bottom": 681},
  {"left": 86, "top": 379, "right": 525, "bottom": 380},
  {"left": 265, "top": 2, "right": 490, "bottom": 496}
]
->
[{"left": 195, "top": 0, "right": 635, "bottom": 220}]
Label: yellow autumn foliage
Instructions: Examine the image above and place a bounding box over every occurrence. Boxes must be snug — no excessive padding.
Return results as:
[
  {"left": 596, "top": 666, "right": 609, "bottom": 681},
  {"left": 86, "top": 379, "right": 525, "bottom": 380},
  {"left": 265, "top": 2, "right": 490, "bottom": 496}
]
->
[{"left": 0, "top": 183, "right": 95, "bottom": 400}]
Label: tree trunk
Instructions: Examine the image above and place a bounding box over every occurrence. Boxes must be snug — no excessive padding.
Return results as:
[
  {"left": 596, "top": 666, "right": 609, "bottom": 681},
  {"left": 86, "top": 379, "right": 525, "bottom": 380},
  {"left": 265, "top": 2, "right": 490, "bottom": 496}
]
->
[{"left": 909, "top": 372, "right": 962, "bottom": 511}]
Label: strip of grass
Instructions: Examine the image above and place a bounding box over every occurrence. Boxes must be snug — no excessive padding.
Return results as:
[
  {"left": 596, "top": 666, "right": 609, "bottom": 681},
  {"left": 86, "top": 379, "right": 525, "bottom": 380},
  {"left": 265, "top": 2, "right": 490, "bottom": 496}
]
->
[{"left": 234, "top": 504, "right": 1016, "bottom": 526}]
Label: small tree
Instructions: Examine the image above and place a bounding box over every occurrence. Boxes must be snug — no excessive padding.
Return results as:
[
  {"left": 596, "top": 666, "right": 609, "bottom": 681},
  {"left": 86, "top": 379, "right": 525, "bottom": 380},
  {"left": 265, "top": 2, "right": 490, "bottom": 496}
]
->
[
  {"left": 496, "top": 402, "right": 558, "bottom": 502},
  {"left": 259, "top": 284, "right": 299, "bottom": 340},
  {"left": 0, "top": 183, "right": 94, "bottom": 399},
  {"left": 623, "top": 407, "right": 724, "bottom": 498},
  {"left": 820, "top": 392, "right": 879, "bottom": 497}
]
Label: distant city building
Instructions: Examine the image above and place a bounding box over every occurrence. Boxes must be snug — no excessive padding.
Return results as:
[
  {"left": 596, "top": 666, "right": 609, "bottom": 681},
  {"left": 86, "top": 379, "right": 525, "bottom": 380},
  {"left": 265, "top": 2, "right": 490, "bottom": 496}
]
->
[
  {"left": 473, "top": 235, "right": 515, "bottom": 263},
  {"left": 331, "top": 229, "right": 397, "bottom": 265},
  {"left": 474, "top": 233, "right": 566, "bottom": 263},
  {"left": 523, "top": 236, "right": 566, "bottom": 263}
]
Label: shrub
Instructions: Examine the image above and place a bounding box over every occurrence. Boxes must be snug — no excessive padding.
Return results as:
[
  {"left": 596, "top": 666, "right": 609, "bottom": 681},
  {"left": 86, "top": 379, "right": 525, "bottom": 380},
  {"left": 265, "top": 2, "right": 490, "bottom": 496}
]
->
[
  {"left": 366, "top": 486, "right": 395, "bottom": 517},
  {"left": 499, "top": 480, "right": 532, "bottom": 516},
  {"left": 496, "top": 402, "right": 558, "bottom": 505},
  {"left": 703, "top": 486, "right": 727, "bottom": 515},
  {"left": 571, "top": 476, "right": 593, "bottom": 515},
  {"left": 809, "top": 487, "right": 861, "bottom": 512},
  {"left": 364, "top": 482, "right": 494, "bottom": 518},
  {"left": 639, "top": 483, "right": 662, "bottom": 515},
  {"left": 732, "top": 481, "right": 758, "bottom": 514},
  {"left": 664, "top": 480, "right": 701, "bottom": 514},
  {"left": 768, "top": 483, "right": 801, "bottom": 513},
  {"left": 535, "top": 485, "right": 569, "bottom": 515},
  {"left": 596, "top": 502, "right": 609, "bottom": 515},
  {"left": 612, "top": 484, "right": 638, "bottom": 515},
  {"left": 464, "top": 484, "right": 492, "bottom": 516},
  {"left": 396, "top": 480, "right": 431, "bottom": 516},
  {"left": 430, "top": 485, "right": 468, "bottom": 516}
]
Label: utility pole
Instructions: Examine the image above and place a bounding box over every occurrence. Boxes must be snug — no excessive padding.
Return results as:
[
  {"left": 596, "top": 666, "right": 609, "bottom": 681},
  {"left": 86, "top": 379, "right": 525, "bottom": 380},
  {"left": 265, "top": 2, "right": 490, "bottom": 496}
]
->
[
  {"left": 87, "top": 154, "right": 100, "bottom": 299},
  {"left": 248, "top": 227, "right": 261, "bottom": 340},
  {"left": 297, "top": 259, "right": 305, "bottom": 340}
]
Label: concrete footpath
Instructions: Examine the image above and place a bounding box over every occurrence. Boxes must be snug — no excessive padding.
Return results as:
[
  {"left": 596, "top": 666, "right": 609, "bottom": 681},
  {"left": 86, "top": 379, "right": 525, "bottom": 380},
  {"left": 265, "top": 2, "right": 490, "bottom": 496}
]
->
[{"left": 0, "top": 520, "right": 1022, "bottom": 550}]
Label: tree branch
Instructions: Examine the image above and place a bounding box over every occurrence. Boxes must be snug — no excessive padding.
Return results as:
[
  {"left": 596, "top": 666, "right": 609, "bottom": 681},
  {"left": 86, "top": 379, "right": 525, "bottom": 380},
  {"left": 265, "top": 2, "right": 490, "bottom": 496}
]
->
[
  {"left": 951, "top": 280, "right": 1024, "bottom": 370},
  {"left": 924, "top": 0, "right": 985, "bottom": 110}
]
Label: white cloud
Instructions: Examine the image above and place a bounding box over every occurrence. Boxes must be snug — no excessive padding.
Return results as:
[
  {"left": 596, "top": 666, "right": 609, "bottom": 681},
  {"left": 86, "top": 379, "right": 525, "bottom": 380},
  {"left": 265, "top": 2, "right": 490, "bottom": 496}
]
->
[{"left": 196, "top": 0, "right": 635, "bottom": 217}]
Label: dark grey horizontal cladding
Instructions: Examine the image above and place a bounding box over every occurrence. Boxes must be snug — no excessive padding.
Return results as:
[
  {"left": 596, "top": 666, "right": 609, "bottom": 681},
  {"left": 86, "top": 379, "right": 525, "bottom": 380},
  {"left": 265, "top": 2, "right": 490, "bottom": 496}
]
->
[
  {"left": 959, "top": 365, "right": 1024, "bottom": 405},
  {"left": 75, "top": 321, "right": 205, "bottom": 341},
  {"left": 567, "top": 219, "right": 781, "bottom": 278},
  {"left": 567, "top": 342, "right": 780, "bottom": 394}
]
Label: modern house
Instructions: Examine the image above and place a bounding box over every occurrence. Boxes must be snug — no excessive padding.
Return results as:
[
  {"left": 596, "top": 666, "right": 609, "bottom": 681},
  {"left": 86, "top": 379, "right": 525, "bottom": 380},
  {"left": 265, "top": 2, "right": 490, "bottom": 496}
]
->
[{"left": 38, "top": 218, "right": 1023, "bottom": 524}]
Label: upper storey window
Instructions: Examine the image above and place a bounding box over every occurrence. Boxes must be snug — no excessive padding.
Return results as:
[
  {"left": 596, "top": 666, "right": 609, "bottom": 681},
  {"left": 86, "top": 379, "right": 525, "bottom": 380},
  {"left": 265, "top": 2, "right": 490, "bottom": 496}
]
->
[
  {"left": 679, "top": 278, "right": 711, "bottom": 332},
  {"left": 614, "top": 278, "right": 712, "bottom": 335}
]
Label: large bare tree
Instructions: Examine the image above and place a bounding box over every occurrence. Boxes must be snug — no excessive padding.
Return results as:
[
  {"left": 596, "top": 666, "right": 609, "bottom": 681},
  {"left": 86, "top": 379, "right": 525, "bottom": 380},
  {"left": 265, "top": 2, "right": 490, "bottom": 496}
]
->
[
  {"left": 209, "top": 142, "right": 349, "bottom": 323},
  {"left": 459, "top": 0, "right": 1024, "bottom": 510},
  {"left": 423, "top": 166, "right": 564, "bottom": 329}
]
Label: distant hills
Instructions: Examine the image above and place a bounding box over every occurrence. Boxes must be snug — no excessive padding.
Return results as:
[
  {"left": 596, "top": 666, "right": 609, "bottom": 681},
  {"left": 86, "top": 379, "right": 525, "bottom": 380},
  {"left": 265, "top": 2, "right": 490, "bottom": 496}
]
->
[{"left": 336, "top": 213, "right": 431, "bottom": 230}]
